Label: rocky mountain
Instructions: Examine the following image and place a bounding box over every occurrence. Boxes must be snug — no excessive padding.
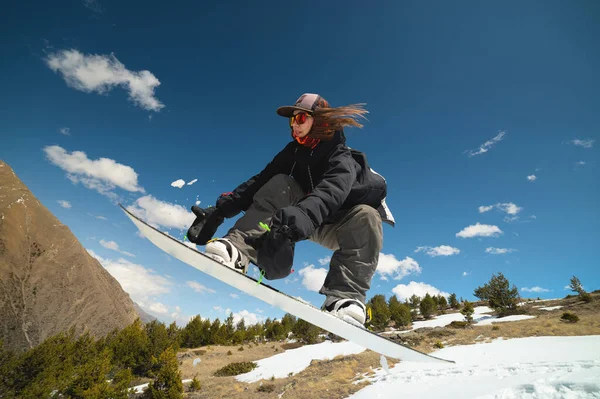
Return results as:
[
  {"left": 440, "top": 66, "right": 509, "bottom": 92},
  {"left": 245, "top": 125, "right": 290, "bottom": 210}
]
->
[
  {"left": 0, "top": 160, "right": 139, "bottom": 352},
  {"left": 134, "top": 302, "right": 158, "bottom": 324}
]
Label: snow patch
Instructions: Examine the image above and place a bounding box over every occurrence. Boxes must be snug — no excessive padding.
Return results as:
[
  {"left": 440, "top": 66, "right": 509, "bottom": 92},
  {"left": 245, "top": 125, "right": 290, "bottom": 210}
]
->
[
  {"left": 235, "top": 341, "right": 365, "bottom": 382},
  {"left": 476, "top": 315, "right": 536, "bottom": 326},
  {"left": 539, "top": 306, "right": 564, "bottom": 311}
]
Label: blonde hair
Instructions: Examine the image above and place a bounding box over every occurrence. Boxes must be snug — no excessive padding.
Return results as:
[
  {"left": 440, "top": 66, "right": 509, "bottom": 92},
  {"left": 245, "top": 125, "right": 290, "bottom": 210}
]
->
[{"left": 308, "top": 104, "right": 369, "bottom": 140}]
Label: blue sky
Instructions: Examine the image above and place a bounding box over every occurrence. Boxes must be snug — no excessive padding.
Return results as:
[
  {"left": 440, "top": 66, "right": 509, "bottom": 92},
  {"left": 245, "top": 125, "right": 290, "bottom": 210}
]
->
[{"left": 1, "top": 1, "right": 598, "bottom": 326}]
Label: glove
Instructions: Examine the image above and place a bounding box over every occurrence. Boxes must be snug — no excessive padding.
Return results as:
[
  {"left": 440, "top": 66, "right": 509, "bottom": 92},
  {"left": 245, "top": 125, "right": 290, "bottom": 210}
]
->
[
  {"left": 216, "top": 191, "right": 241, "bottom": 219},
  {"left": 186, "top": 206, "right": 224, "bottom": 245},
  {"left": 245, "top": 225, "right": 295, "bottom": 280}
]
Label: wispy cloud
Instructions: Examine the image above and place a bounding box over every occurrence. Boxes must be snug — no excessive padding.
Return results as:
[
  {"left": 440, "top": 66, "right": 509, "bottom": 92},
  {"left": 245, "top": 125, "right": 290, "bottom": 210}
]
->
[
  {"left": 392, "top": 281, "right": 449, "bottom": 302},
  {"left": 479, "top": 202, "right": 523, "bottom": 216},
  {"left": 100, "top": 239, "right": 135, "bottom": 257},
  {"left": 415, "top": 245, "right": 460, "bottom": 257},
  {"left": 462, "top": 271, "right": 470, "bottom": 277},
  {"left": 83, "top": 0, "right": 103, "bottom": 13},
  {"left": 230, "top": 293, "right": 239, "bottom": 299},
  {"left": 59, "top": 127, "right": 70, "bottom": 136},
  {"left": 57, "top": 200, "right": 72, "bottom": 209},
  {"left": 231, "top": 310, "right": 265, "bottom": 326},
  {"left": 485, "top": 247, "right": 517, "bottom": 255},
  {"left": 45, "top": 49, "right": 164, "bottom": 111},
  {"left": 187, "top": 179, "right": 198, "bottom": 186},
  {"left": 127, "top": 195, "right": 195, "bottom": 231},
  {"left": 87, "top": 249, "right": 172, "bottom": 304},
  {"left": 521, "top": 286, "right": 550, "bottom": 293},
  {"left": 44, "top": 145, "right": 144, "bottom": 200},
  {"left": 456, "top": 223, "right": 503, "bottom": 238},
  {"left": 298, "top": 264, "right": 327, "bottom": 292},
  {"left": 466, "top": 131, "right": 506, "bottom": 157},
  {"left": 186, "top": 280, "right": 216, "bottom": 294},
  {"left": 570, "top": 139, "right": 595, "bottom": 149},
  {"left": 318, "top": 256, "right": 331, "bottom": 266},
  {"left": 527, "top": 175, "right": 537, "bottom": 182},
  {"left": 376, "top": 254, "right": 421, "bottom": 281},
  {"left": 148, "top": 302, "right": 169, "bottom": 315}
]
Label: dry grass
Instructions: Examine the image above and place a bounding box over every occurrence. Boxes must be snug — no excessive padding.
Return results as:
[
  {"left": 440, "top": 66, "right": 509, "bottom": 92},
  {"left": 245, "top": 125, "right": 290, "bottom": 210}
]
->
[{"left": 176, "top": 294, "right": 599, "bottom": 398}]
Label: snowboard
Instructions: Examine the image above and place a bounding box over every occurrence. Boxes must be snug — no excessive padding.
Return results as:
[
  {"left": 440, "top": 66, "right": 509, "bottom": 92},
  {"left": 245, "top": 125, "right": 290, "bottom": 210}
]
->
[{"left": 120, "top": 204, "right": 453, "bottom": 364}]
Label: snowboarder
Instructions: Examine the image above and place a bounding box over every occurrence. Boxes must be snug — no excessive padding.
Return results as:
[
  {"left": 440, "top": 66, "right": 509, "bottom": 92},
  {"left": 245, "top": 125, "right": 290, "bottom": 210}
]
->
[{"left": 187, "top": 93, "right": 394, "bottom": 326}]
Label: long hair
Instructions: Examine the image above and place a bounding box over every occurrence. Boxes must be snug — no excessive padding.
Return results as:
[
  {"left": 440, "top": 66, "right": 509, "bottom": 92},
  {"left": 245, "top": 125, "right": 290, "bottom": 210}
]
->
[{"left": 308, "top": 103, "right": 369, "bottom": 140}]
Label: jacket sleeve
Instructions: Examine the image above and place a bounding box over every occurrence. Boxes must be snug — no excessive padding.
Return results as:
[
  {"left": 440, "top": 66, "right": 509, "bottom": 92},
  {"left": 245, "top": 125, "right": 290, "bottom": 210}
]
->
[
  {"left": 224, "top": 143, "right": 294, "bottom": 216},
  {"left": 273, "top": 145, "right": 356, "bottom": 241}
]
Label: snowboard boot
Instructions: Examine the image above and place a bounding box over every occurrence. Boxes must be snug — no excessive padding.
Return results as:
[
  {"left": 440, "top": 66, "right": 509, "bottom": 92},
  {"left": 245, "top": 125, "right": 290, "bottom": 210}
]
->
[
  {"left": 324, "top": 298, "right": 367, "bottom": 328},
  {"left": 204, "top": 238, "right": 248, "bottom": 274}
]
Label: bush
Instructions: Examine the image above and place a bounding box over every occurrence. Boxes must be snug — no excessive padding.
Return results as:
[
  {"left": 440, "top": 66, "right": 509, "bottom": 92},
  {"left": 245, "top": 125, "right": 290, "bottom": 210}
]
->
[
  {"left": 227, "top": 350, "right": 232, "bottom": 356},
  {"left": 257, "top": 384, "right": 275, "bottom": 393},
  {"left": 368, "top": 294, "right": 391, "bottom": 330},
  {"left": 292, "top": 319, "right": 321, "bottom": 344},
  {"left": 581, "top": 292, "right": 593, "bottom": 303},
  {"left": 492, "top": 326, "right": 500, "bottom": 331},
  {"left": 434, "top": 341, "right": 444, "bottom": 349},
  {"left": 460, "top": 301, "right": 474, "bottom": 323},
  {"left": 144, "top": 346, "right": 184, "bottom": 399},
  {"left": 448, "top": 321, "right": 469, "bottom": 329},
  {"left": 238, "top": 346, "right": 244, "bottom": 351},
  {"left": 189, "top": 376, "right": 201, "bottom": 392},
  {"left": 214, "top": 362, "right": 257, "bottom": 377},
  {"left": 561, "top": 312, "right": 579, "bottom": 323}
]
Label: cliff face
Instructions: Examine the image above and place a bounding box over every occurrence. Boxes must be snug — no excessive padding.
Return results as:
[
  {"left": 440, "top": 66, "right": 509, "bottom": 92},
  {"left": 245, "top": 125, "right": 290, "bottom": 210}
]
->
[{"left": 0, "top": 160, "right": 139, "bottom": 352}]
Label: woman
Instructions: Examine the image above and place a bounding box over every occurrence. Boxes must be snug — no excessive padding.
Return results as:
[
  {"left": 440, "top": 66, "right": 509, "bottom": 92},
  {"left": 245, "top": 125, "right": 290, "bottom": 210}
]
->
[{"left": 187, "top": 93, "right": 395, "bottom": 326}]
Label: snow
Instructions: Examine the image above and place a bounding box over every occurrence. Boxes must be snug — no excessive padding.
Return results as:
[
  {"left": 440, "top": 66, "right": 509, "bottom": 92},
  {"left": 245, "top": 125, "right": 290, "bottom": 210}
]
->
[
  {"left": 187, "top": 178, "right": 198, "bottom": 185},
  {"left": 539, "top": 306, "right": 564, "bottom": 311},
  {"left": 408, "top": 306, "right": 494, "bottom": 330},
  {"left": 235, "top": 341, "right": 366, "bottom": 382},
  {"left": 348, "top": 336, "right": 600, "bottom": 399},
  {"left": 475, "top": 315, "right": 536, "bottom": 326},
  {"left": 170, "top": 179, "right": 185, "bottom": 188}
]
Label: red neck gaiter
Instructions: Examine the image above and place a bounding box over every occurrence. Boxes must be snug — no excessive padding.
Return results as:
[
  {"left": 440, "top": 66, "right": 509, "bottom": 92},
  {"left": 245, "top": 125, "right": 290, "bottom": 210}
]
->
[{"left": 293, "top": 132, "right": 320, "bottom": 149}]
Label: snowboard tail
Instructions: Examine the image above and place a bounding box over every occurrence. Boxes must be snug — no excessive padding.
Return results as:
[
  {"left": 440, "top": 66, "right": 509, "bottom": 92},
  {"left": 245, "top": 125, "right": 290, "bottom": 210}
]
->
[{"left": 120, "top": 204, "right": 454, "bottom": 364}]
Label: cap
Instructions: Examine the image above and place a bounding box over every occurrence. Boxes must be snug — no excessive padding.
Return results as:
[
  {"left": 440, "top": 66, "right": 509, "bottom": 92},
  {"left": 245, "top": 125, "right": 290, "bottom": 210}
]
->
[{"left": 276, "top": 93, "right": 330, "bottom": 117}]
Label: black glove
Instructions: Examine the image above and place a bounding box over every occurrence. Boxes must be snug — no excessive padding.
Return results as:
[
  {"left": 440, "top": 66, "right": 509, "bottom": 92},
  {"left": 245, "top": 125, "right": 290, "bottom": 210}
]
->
[
  {"left": 216, "top": 191, "right": 241, "bottom": 219},
  {"left": 186, "top": 206, "right": 224, "bottom": 245},
  {"left": 245, "top": 225, "right": 295, "bottom": 280}
]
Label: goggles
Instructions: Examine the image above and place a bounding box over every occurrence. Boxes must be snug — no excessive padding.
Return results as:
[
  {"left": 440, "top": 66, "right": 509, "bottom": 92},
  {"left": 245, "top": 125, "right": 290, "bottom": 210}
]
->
[{"left": 289, "top": 112, "right": 311, "bottom": 127}]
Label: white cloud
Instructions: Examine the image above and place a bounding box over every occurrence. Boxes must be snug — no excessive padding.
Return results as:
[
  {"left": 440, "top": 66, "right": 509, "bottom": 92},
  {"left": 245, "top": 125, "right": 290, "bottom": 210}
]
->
[
  {"left": 213, "top": 306, "right": 223, "bottom": 312},
  {"left": 45, "top": 49, "right": 164, "bottom": 111},
  {"left": 186, "top": 280, "right": 216, "bottom": 294},
  {"left": 392, "top": 281, "right": 449, "bottom": 302},
  {"left": 171, "top": 306, "right": 194, "bottom": 327},
  {"left": 415, "top": 245, "right": 460, "bottom": 257},
  {"left": 299, "top": 264, "right": 327, "bottom": 292},
  {"left": 485, "top": 247, "right": 517, "bottom": 255},
  {"left": 230, "top": 293, "right": 239, "bottom": 299},
  {"left": 44, "top": 145, "right": 144, "bottom": 199},
  {"left": 462, "top": 271, "right": 470, "bottom": 277},
  {"left": 59, "top": 127, "right": 70, "bottom": 136},
  {"left": 576, "top": 161, "right": 586, "bottom": 166},
  {"left": 148, "top": 302, "right": 169, "bottom": 314},
  {"left": 467, "top": 131, "right": 506, "bottom": 157},
  {"left": 527, "top": 175, "right": 537, "bottom": 182},
  {"left": 571, "top": 139, "right": 595, "bottom": 149},
  {"left": 100, "top": 239, "right": 135, "bottom": 257},
  {"left": 57, "top": 200, "right": 72, "bottom": 209},
  {"left": 479, "top": 205, "right": 494, "bottom": 213},
  {"left": 87, "top": 249, "right": 172, "bottom": 304},
  {"left": 376, "top": 254, "right": 421, "bottom": 281},
  {"left": 521, "top": 286, "right": 550, "bottom": 293},
  {"left": 318, "top": 256, "right": 331, "bottom": 266},
  {"left": 503, "top": 216, "right": 520, "bottom": 223},
  {"left": 171, "top": 179, "right": 185, "bottom": 189},
  {"left": 187, "top": 179, "right": 198, "bottom": 186},
  {"left": 127, "top": 195, "right": 195, "bottom": 230},
  {"left": 232, "top": 310, "right": 265, "bottom": 326},
  {"left": 456, "top": 223, "right": 503, "bottom": 238}
]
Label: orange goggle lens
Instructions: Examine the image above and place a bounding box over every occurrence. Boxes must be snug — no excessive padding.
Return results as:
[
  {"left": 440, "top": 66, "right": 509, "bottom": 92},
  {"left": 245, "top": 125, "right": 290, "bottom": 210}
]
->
[{"left": 289, "top": 112, "right": 310, "bottom": 126}]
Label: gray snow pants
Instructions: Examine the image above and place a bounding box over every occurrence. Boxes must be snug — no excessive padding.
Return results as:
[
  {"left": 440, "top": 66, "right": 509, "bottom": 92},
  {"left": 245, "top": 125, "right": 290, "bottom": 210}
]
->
[{"left": 224, "top": 174, "right": 383, "bottom": 306}]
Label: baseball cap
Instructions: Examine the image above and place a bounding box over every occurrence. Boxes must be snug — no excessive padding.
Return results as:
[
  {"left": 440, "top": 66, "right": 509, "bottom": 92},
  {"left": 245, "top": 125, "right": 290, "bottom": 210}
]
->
[{"left": 276, "top": 93, "right": 330, "bottom": 117}]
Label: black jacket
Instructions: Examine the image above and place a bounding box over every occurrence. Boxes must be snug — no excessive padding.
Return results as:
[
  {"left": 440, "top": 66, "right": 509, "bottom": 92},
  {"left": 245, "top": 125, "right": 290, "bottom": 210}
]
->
[{"left": 223, "top": 131, "right": 395, "bottom": 241}]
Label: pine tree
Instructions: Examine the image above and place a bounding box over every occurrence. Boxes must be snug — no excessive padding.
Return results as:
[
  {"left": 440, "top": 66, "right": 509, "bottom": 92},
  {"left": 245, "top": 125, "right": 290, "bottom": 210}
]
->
[
  {"left": 419, "top": 293, "right": 436, "bottom": 319},
  {"left": 569, "top": 275, "right": 584, "bottom": 295},
  {"left": 474, "top": 272, "right": 520, "bottom": 317},
  {"left": 437, "top": 295, "right": 448, "bottom": 313},
  {"left": 292, "top": 319, "right": 320, "bottom": 344},
  {"left": 182, "top": 316, "right": 204, "bottom": 348},
  {"left": 110, "top": 319, "right": 150, "bottom": 375},
  {"left": 367, "top": 294, "right": 391, "bottom": 330},
  {"left": 461, "top": 301, "right": 475, "bottom": 323},
  {"left": 146, "top": 320, "right": 175, "bottom": 374},
  {"left": 281, "top": 313, "right": 297, "bottom": 335},
  {"left": 448, "top": 293, "right": 459, "bottom": 309},
  {"left": 144, "top": 347, "right": 183, "bottom": 399},
  {"left": 388, "top": 296, "right": 412, "bottom": 327}
]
